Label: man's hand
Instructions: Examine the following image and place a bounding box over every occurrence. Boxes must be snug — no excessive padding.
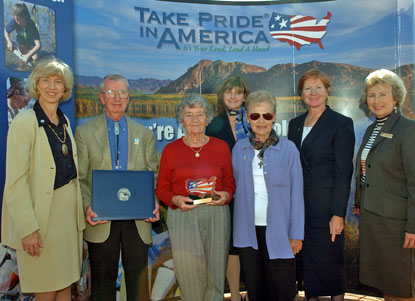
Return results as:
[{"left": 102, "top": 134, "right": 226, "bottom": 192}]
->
[
  {"left": 145, "top": 203, "right": 160, "bottom": 223},
  {"left": 86, "top": 205, "right": 108, "bottom": 226}
]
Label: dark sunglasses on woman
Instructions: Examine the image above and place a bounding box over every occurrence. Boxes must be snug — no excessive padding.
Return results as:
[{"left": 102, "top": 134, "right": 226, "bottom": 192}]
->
[{"left": 249, "top": 113, "right": 274, "bottom": 121}]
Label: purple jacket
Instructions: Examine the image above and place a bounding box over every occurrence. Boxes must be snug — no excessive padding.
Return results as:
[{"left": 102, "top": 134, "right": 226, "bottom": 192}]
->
[{"left": 232, "top": 137, "right": 304, "bottom": 259}]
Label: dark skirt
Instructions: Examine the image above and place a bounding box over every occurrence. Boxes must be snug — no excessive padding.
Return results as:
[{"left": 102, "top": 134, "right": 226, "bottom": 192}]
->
[
  {"left": 302, "top": 226, "right": 346, "bottom": 297},
  {"left": 360, "top": 189, "right": 415, "bottom": 298}
]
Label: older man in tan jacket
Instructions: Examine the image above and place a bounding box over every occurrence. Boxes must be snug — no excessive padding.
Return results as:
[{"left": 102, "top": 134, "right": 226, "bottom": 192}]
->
[{"left": 75, "top": 74, "right": 159, "bottom": 301}]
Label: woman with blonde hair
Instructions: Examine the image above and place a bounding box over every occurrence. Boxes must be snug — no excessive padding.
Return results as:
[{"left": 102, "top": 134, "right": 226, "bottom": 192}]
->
[
  {"left": 2, "top": 58, "right": 85, "bottom": 300},
  {"left": 356, "top": 69, "right": 415, "bottom": 301}
]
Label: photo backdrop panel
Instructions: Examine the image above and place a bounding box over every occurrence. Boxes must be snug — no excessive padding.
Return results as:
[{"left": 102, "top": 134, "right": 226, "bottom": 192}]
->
[{"left": 0, "top": 0, "right": 74, "bottom": 299}]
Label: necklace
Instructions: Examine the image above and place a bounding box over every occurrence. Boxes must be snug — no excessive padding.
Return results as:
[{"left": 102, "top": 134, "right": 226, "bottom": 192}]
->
[
  {"left": 190, "top": 145, "right": 204, "bottom": 157},
  {"left": 47, "top": 123, "right": 68, "bottom": 156}
]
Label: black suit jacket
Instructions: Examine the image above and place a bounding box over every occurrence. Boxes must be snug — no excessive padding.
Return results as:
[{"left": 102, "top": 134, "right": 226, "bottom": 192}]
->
[
  {"left": 288, "top": 106, "right": 355, "bottom": 228},
  {"left": 205, "top": 113, "right": 236, "bottom": 151}
]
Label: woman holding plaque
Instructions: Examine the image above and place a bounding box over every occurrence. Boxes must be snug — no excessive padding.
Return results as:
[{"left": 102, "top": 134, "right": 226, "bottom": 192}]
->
[
  {"left": 232, "top": 90, "right": 304, "bottom": 300},
  {"left": 1, "top": 58, "right": 85, "bottom": 300},
  {"left": 287, "top": 69, "right": 355, "bottom": 300},
  {"left": 206, "top": 76, "right": 251, "bottom": 301},
  {"left": 355, "top": 69, "right": 415, "bottom": 300},
  {"left": 156, "top": 94, "right": 235, "bottom": 301}
]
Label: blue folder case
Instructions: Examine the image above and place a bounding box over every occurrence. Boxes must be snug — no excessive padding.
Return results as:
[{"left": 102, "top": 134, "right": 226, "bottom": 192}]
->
[{"left": 91, "top": 170, "right": 155, "bottom": 221}]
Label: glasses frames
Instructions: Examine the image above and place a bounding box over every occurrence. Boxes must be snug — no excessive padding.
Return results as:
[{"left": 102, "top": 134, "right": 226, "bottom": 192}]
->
[
  {"left": 102, "top": 89, "right": 129, "bottom": 99},
  {"left": 249, "top": 112, "right": 274, "bottom": 121}
]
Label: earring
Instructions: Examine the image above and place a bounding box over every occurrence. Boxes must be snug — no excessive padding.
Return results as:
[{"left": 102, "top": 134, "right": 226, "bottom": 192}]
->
[{"left": 394, "top": 106, "right": 397, "bottom": 113}]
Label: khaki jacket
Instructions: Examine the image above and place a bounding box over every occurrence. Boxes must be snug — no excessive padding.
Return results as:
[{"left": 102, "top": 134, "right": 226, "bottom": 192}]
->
[
  {"left": 75, "top": 114, "right": 159, "bottom": 244},
  {"left": 1, "top": 110, "right": 86, "bottom": 250}
]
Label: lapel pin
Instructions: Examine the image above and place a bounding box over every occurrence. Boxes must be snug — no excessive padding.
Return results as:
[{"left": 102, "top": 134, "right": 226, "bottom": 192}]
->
[
  {"left": 134, "top": 138, "right": 140, "bottom": 145},
  {"left": 380, "top": 132, "right": 393, "bottom": 139}
]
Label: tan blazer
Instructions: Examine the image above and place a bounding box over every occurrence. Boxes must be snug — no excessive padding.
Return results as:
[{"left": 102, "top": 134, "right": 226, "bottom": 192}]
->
[
  {"left": 1, "top": 110, "right": 86, "bottom": 250},
  {"left": 75, "top": 114, "right": 159, "bottom": 244}
]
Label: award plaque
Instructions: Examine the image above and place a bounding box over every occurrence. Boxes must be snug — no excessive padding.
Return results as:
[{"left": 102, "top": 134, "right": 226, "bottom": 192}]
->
[
  {"left": 91, "top": 170, "right": 155, "bottom": 220},
  {"left": 185, "top": 176, "right": 219, "bottom": 205}
]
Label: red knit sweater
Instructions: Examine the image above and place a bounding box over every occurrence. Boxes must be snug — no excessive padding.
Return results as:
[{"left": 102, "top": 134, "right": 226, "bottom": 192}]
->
[{"left": 156, "top": 137, "right": 235, "bottom": 209}]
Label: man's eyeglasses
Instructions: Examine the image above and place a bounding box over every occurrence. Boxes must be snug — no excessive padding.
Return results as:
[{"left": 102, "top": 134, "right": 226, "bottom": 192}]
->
[
  {"left": 249, "top": 112, "right": 274, "bottom": 121},
  {"left": 102, "top": 89, "right": 129, "bottom": 99}
]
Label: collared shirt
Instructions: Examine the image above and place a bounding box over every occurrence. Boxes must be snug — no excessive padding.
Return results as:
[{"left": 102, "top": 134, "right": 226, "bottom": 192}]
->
[
  {"left": 106, "top": 114, "right": 128, "bottom": 170},
  {"left": 33, "top": 101, "right": 77, "bottom": 189}
]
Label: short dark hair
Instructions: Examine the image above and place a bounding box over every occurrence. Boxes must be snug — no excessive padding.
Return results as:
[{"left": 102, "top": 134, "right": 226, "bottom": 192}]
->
[
  {"left": 298, "top": 69, "right": 330, "bottom": 96},
  {"left": 12, "top": 3, "right": 31, "bottom": 21}
]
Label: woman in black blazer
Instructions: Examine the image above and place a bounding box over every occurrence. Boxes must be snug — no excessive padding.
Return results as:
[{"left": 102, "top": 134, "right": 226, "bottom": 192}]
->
[
  {"left": 355, "top": 69, "right": 415, "bottom": 300},
  {"left": 288, "top": 69, "right": 355, "bottom": 300},
  {"left": 206, "top": 76, "right": 251, "bottom": 301}
]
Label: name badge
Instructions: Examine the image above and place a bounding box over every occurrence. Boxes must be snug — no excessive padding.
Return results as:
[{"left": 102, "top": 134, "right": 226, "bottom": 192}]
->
[{"left": 380, "top": 132, "right": 393, "bottom": 139}]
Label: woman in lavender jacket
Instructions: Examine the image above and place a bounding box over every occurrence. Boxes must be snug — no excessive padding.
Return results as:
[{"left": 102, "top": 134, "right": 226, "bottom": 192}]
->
[{"left": 232, "top": 90, "right": 304, "bottom": 301}]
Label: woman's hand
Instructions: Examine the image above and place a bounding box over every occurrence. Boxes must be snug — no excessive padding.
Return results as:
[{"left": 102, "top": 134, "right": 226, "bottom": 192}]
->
[
  {"left": 207, "top": 190, "right": 230, "bottom": 206},
  {"left": 289, "top": 239, "right": 302, "bottom": 255},
  {"left": 403, "top": 232, "right": 415, "bottom": 248},
  {"left": 145, "top": 203, "right": 160, "bottom": 223},
  {"left": 172, "top": 195, "right": 197, "bottom": 212},
  {"left": 22, "top": 230, "right": 42, "bottom": 257},
  {"left": 86, "top": 206, "right": 109, "bottom": 226},
  {"left": 329, "top": 215, "right": 345, "bottom": 242}
]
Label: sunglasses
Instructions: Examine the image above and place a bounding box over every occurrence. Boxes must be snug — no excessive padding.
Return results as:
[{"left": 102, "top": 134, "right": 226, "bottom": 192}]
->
[{"left": 249, "top": 112, "right": 274, "bottom": 121}]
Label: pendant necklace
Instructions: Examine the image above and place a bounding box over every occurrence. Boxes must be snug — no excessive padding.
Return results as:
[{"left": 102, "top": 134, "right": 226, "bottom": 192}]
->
[
  {"left": 190, "top": 145, "right": 204, "bottom": 158},
  {"left": 48, "top": 123, "right": 68, "bottom": 156}
]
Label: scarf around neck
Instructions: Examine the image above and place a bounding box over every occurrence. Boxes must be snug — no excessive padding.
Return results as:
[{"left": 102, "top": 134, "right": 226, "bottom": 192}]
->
[
  {"left": 234, "top": 106, "right": 251, "bottom": 141},
  {"left": 249, "top": 129, "right": 279, "bottom": 168}
]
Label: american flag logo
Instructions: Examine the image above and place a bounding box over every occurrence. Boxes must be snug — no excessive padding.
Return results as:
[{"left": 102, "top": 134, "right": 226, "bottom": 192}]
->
[
  {"left": 185, "top": 176, "right": 217, "bottom": 196},
  {"left": 269, "top": 12, "right": 332, "bottom": 50}
]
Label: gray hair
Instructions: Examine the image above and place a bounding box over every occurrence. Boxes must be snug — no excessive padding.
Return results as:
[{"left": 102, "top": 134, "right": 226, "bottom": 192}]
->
[
  {"left": 176, "top": 94, "right": 214, "bottom": 123},
  {"left": 245, "top": 90, "right": 276, "bottom": 115},
  {"left": 360, "top": 69, "right": 407, "bottom": 113},
  {"left": 99, "top": 74, "right": 129, "bottom": 90}
]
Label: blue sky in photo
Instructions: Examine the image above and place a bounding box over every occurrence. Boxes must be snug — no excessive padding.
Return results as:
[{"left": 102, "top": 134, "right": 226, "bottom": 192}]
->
[{"left": 73, "top": 0, "right": 414, "bottom": 80}]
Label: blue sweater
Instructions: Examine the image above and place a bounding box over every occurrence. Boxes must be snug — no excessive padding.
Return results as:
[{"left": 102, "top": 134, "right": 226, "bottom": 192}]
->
[{"left": 232, "top": 137, "right": 304, "bottom": 259}]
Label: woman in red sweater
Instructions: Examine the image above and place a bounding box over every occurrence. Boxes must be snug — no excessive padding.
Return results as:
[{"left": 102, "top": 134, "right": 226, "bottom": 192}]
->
[{"left": 156, "top": 94, "right": 235, "bottom": 301}]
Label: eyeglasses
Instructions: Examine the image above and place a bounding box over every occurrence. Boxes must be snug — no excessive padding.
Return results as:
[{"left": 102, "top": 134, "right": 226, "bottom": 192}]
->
[
  {"left": 249, "top": 112, "right": 274, "bottom": 121},
  {"left": 102, "top": 89, "right": 129, "bottom": 99}
]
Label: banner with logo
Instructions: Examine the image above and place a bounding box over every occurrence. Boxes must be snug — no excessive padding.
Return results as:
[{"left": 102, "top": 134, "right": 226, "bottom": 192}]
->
[
  {"left": 73, "top": 0, "right": 414, "bottom": 299},
  {"left": 0, "top": 0, "right": 414, "bottom": 299},
  {"left": 0, "top": 0, "right": 75, "bottom": 299}
]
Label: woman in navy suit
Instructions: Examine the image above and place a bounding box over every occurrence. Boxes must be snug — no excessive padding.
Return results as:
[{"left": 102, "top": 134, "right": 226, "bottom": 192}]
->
[{"left": 288, "top": 69, "right": 355, "bottom": 300}]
